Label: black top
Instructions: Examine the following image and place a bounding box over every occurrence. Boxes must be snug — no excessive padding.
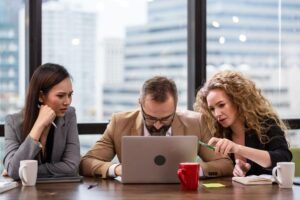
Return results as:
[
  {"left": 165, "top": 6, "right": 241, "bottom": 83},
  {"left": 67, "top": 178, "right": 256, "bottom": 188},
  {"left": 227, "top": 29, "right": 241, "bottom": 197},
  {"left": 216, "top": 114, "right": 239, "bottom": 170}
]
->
[
  {"left": 229, "top": 121, "right": 292, "bottom": 175},
  {"left": 40, "top": 125, "right": 55, "bottom": 163}
]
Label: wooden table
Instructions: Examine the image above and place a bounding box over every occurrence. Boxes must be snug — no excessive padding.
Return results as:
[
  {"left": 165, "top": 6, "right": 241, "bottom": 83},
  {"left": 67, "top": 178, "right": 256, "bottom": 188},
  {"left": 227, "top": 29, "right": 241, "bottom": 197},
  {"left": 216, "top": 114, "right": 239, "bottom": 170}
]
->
[{"left": 2, "top": 177, "right": 300, "bottom": 200}]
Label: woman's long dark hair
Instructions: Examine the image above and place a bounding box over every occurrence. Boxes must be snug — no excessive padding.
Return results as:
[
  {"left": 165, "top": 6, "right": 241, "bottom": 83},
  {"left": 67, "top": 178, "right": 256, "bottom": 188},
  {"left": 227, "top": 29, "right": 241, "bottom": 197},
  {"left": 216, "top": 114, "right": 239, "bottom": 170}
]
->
[{"left": 22, "top": 63, "right": 70, "bottom": 140}]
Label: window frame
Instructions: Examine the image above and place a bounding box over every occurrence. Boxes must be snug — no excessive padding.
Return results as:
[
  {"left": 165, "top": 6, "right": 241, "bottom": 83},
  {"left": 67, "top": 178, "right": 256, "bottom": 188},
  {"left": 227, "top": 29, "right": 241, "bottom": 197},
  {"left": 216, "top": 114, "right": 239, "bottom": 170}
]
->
[{"left": 1, "top": 0, "right": 300, "bottom": 137}]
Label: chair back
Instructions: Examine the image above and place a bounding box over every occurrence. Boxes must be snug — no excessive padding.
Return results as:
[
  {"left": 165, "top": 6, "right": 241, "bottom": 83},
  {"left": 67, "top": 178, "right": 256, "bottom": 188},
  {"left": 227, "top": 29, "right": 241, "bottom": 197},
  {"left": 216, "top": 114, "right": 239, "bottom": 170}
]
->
[{"left": 290, "top": 148, "right": 300, "bottom": 176}]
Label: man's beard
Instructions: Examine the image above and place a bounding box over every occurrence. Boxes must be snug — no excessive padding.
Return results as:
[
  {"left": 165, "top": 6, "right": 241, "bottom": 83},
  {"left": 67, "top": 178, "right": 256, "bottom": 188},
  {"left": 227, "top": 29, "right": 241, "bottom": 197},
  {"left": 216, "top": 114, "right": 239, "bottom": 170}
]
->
[{"left": 146, "top": 124, "right": 171, "bottom": 136}]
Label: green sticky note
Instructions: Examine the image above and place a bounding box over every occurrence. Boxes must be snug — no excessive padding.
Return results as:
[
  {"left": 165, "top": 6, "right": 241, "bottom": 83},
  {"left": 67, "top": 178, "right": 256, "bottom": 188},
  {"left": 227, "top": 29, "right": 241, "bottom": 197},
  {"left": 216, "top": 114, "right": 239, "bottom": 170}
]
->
[{"left": 202, "top": 183, "right": 226, "bottom": 188}]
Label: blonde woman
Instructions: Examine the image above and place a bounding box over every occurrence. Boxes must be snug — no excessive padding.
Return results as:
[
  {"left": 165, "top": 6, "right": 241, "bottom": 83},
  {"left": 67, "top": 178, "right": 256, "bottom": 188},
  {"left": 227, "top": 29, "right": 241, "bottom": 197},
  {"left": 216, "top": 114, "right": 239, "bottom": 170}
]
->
[{"left": 194, "top": 70, "right": 292, "bottom": 177}]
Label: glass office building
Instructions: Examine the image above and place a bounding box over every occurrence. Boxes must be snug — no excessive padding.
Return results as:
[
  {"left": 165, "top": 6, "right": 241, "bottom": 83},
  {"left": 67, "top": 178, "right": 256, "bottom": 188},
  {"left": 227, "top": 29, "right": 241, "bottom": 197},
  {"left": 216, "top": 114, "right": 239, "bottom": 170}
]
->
[
  {"left": 0, "top": 1, "right": 22, "bottom": 122},
  {"left": 1, "top": 0, "right": 300, "bottom": 170},
  {"left": 42, "top": 1, "right": 98, "bottom": 122},
  {"left": 103, "top": 0, "right": 188, "bottom": 118}
]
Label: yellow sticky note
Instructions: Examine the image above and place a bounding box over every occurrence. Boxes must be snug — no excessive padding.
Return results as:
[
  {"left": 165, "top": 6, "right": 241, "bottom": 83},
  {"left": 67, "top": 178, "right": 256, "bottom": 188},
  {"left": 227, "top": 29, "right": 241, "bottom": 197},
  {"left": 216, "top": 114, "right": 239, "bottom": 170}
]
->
[{"left": 202, "top": 183, "right": 226, "bottom": 188}]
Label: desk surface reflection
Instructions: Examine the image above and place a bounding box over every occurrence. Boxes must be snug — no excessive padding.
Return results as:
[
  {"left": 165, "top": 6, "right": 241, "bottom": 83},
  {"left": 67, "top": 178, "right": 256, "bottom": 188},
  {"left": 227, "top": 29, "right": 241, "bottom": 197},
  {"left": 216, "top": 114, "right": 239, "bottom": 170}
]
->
[{"left": 2, "top": 177, "right": 300, "bottom": 200}]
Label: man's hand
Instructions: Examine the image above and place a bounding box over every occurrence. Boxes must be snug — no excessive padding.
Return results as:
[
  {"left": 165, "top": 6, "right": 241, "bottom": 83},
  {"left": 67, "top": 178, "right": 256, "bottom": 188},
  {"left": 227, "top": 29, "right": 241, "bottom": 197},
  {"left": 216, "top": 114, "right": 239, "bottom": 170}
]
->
[{"left": 233, "top": 159, "right": 251, "bottom": 177}]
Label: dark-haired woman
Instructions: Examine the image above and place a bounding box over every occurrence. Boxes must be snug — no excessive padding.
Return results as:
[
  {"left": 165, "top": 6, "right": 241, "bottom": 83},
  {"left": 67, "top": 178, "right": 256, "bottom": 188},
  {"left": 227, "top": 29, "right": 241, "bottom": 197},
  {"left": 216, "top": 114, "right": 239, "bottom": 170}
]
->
[{"left": 3, "top": 63, "right": 80, "bottom": 180}]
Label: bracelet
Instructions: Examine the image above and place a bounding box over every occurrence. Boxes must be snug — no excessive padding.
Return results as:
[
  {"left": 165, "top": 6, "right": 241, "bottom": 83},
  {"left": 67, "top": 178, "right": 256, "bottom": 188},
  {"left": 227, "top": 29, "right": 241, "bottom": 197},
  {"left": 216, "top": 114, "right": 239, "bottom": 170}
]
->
[{"left": 30, "top": 136, "right": 43, "bottom": 148}]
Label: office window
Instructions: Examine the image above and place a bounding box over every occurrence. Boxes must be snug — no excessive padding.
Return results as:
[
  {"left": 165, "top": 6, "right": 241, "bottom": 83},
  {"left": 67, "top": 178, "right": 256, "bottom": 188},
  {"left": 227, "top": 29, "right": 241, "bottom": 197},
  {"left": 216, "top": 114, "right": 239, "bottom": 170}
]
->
[
  {"left": 42, "top": 0, "right": 188, "bottom": 123},
  {"left": 207, "top": 0, "right": 300, "bottom": 118},
  {"left": 207, "top": 0, "right": 300, "bottom": 146},
  {"left": 0, "top": 0, "right": 25, "bottom": 172},
  {"left": 0, "top": 0, "right": 25, "bottom": 123},
  {"left": 79, "top": 134, "right": 99, "bottom": 155}
]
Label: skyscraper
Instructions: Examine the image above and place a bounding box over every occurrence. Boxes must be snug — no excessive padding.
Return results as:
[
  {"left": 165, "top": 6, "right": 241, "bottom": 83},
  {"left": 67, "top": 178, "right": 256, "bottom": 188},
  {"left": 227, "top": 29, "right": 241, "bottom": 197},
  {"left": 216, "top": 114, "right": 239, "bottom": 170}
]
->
[
  {"left": 102, "top": 0, "right": 188, "bottom": 119},
  {"left": 0, "top": 0, "right": 23, "bottom": 122},
  {"left": 42, "top": 1, "right": 98, "bottom": 122},
  {"left": 206, "top": 0, "right": 300, "bottom": 118},
  {"left": 103, "top": 0, "right": 300, "bottom": 124}
]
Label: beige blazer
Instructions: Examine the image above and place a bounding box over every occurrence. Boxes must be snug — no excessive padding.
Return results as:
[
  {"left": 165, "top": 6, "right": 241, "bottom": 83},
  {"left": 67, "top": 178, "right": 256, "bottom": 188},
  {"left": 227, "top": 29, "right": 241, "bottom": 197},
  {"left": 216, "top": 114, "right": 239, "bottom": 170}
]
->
[{"left": 80, "top": 109, "right": 233, "bottom": 178}]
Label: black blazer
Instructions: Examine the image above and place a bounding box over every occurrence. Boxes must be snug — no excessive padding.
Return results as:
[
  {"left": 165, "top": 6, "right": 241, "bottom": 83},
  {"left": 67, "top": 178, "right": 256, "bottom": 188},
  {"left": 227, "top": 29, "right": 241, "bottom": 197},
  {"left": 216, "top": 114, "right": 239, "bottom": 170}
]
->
[{"left": 230, "top": 121, "right": 292, "bottom": 175}]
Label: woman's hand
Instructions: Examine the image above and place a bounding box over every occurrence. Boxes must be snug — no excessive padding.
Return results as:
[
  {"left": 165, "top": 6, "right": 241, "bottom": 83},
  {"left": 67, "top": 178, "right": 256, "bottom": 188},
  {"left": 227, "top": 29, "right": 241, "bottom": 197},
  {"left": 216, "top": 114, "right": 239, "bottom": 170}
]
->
[
  {"left": 115, "top": 164, "right": 122, "bottom": 176},
  {"left": 35, "top": 105, "right": 56, "bottom": 129},
  {"left": 233, "top": 159, "right": 251, "bottom": 177},
  {"left": 30, "top": 105, "right": 56, "bottom": 141},
  {"left": 208, "top": 137, "right": 241, "bottom": 155},
  {"left": 1, "top": 169, "right": 8, "bottom": 176}
]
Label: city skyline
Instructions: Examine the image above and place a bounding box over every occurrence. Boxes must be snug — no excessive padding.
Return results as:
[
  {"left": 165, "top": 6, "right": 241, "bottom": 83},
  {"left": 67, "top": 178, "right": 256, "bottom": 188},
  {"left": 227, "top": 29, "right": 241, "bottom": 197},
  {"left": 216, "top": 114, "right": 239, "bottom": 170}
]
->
[
  {"left": 1, "top": 0, "right": 300, "bottom": 164},
  {"left": 1, "top": 0, "right": 300, "bottom": 123}
]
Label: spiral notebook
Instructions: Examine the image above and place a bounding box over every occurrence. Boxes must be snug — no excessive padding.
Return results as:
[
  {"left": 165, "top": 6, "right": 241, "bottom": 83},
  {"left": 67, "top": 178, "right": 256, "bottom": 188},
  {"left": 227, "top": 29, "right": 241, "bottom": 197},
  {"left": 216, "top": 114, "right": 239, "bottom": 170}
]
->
[
  {"left": 0, "top": 181, "right": 18, "bottom": 193},
  {"left": 294, "top": 177, "right": 300, "bottom": 185},
  {"left": 232, "top": 174, "right": 275, "bottom": 185}
]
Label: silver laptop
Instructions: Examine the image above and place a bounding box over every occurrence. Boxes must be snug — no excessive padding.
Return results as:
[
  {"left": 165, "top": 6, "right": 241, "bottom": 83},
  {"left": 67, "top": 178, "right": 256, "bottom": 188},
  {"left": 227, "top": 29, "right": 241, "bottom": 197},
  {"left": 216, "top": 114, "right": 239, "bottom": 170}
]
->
[{"left": 121, "top": 136, "right": 198, "bottom": 184}]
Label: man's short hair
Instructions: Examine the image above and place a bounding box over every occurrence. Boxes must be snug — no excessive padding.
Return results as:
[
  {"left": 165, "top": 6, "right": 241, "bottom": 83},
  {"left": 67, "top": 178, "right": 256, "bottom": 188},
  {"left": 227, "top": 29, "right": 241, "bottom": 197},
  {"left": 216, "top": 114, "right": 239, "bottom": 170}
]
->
[{"left": 140, "top": 76, "right": 178, "bottom": 104}]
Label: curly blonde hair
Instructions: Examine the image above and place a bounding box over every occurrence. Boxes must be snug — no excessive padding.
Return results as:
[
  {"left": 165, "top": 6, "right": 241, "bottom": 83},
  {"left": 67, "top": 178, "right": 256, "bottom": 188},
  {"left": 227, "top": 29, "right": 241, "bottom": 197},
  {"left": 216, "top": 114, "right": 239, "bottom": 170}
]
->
[{"left": 193, "top": 70, "right": 287, "bottom": 143}]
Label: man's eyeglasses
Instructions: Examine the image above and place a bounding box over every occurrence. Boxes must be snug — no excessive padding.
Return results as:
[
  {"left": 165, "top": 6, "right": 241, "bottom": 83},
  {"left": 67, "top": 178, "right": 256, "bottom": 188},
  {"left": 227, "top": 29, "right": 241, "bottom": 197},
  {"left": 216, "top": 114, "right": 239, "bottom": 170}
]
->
[{"left": 141, "top": 106, "right": 175, "bottom": 126}]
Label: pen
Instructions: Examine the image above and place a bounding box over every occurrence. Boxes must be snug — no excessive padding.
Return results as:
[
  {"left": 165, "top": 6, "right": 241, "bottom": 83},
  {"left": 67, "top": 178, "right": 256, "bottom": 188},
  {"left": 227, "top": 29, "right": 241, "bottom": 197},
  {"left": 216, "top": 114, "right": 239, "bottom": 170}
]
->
[
  {"left": 198, "top": 140, "right": 215, "bottom": 150},
  {"left": 51, "top": 122, "right": 57, "bottom": 128},
  {"left": 88, "top": 183, "right": 98, "bottom": 190}
]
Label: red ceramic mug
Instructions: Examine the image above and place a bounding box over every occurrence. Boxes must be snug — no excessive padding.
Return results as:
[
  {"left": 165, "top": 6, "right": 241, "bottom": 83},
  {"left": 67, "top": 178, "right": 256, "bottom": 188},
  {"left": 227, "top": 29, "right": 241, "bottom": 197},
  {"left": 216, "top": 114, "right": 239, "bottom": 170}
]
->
[{"left": 177, "top": 162, "right": 200, "bottom": 190}]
